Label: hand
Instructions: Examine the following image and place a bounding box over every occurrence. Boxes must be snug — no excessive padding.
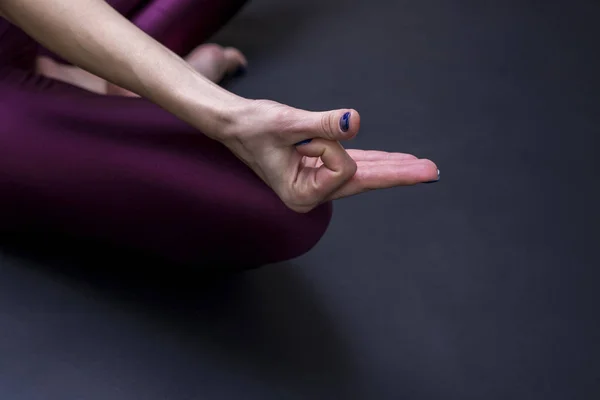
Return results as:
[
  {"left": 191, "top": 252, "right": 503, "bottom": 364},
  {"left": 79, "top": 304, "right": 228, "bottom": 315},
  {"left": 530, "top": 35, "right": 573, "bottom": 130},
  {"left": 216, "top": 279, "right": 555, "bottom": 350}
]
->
[
  {"left": 303, "top": 148, "right": 440, "bottom": 201},
  {"left": 220, "top": 100, "right": 439, "bottom": 213}
]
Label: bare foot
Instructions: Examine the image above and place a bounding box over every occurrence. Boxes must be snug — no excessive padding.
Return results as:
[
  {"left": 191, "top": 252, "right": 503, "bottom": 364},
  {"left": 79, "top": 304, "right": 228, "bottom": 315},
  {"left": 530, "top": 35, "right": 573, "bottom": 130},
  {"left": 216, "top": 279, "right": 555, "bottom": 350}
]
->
[
  {"left": 186, "top": 43, "right": 247, "bottom": 83},
  {"left": 37, "top": 44, "right": 247, "bottom": 97},
  {"left": 107, "top": 43, "right": 247, "bottom": 97}
]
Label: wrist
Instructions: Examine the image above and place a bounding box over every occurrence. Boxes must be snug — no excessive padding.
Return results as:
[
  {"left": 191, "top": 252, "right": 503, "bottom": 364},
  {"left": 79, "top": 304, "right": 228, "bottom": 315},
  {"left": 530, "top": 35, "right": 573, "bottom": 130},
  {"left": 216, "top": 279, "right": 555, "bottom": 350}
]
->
[{"left": 164, "top": 71, "right": 251, "bottom": 141}]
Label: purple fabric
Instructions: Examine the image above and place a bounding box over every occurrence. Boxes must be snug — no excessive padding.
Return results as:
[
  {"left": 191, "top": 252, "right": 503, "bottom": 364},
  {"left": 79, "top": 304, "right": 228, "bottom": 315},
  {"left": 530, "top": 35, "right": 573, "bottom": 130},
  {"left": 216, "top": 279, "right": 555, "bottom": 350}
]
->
[{"left": 0, "top": 0, "right": 332, "bottom": 267}]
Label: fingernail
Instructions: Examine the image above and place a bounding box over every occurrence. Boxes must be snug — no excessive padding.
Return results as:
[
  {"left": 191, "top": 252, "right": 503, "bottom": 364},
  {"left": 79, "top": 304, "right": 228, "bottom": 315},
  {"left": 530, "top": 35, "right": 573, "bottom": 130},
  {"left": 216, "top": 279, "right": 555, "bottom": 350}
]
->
[
  {"left": 424, "top": 169, "right": 440, "bottom": 184},
  {"left": 339, "top": 112, "right": 351, "bottom": 132},
  {"left": 232, "top": 65, "right": 247, "bottom": 77},
  {"left": 295, "top": 139, "right": 313, "bottom": 146}
]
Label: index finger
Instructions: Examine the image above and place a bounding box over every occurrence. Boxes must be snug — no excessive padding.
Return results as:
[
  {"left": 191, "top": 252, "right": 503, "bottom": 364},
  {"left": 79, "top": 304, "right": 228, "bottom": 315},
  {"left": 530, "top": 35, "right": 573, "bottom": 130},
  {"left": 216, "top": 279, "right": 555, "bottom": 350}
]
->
[{"left": 294, "top": 138, "right": 357, "bottom": 200}]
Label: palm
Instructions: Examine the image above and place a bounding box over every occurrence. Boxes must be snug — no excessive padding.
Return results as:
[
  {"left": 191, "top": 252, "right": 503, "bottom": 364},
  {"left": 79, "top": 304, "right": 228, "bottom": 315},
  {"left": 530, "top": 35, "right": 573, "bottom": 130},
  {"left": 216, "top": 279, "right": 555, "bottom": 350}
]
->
[
  {"left": 226, "top": 100, "right": 438, "bottom": 212},
  {"left": 298, "top": 149, "right": 437, "bottom": 201}
]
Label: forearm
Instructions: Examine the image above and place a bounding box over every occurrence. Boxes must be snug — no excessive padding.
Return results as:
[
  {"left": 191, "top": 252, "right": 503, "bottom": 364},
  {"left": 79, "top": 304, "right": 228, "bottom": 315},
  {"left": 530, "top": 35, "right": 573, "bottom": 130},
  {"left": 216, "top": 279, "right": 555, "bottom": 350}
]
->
[{"left": 0, "top": 0, "right": 244, "bottom": 138}]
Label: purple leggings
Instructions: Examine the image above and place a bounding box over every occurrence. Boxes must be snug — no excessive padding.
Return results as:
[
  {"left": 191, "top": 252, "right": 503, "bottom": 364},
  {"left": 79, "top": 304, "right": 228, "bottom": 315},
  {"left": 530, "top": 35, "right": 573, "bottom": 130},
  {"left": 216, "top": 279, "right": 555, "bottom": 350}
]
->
[{"left": 0, "top": 0, "right": 332, "bottom": 267}]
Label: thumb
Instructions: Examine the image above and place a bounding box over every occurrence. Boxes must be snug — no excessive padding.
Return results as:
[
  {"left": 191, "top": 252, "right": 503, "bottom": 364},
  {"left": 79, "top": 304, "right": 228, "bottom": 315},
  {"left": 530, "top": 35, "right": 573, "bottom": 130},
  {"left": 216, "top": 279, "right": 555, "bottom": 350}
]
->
[{"left": 289, "top": 109, "right": 360, "bottom": 144}]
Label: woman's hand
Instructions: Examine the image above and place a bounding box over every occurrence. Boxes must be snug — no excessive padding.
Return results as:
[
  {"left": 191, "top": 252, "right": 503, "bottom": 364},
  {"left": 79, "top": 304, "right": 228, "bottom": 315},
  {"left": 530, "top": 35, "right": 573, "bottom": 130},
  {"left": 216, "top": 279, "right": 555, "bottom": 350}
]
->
[
  {"left": 218, "top": 100, "right": 439, "bottom": 213},
  {"left": 1, "top": 0, "right": 439, "bottom": 214}
]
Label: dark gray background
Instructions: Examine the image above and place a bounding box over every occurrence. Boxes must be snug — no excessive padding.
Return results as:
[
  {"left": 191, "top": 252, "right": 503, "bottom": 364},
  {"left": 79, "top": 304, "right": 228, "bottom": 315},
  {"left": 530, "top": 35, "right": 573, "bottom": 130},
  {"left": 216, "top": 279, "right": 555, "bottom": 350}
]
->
[{"left": 1, "top": 0, "right": 599, "bottom": 398}]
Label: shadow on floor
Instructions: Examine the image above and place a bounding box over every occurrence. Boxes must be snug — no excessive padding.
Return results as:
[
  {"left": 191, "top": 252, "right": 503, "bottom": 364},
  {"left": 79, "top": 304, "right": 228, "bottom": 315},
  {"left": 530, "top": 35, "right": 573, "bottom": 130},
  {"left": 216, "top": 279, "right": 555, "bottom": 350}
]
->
[
  {"left": 0, "top": 233, "right": 360, "bottom": 395},
  {"left": 212, "top": 0, "right": 340, "bottom": 64}
]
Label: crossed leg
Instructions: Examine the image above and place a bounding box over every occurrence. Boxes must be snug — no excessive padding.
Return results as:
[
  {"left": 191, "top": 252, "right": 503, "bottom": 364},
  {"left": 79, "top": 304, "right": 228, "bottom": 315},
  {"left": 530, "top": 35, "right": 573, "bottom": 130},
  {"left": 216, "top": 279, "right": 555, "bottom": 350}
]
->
[
  {"left": 37, "top": 0, "right": 249, "bottom": 95},
  {"left": 0, "top": 4, "right": 332, "bottom": 268}
]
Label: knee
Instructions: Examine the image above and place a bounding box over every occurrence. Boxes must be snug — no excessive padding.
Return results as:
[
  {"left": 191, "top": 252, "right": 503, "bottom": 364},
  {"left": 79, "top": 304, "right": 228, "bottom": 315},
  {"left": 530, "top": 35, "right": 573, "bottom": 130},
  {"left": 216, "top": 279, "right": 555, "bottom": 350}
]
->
[
  {"left": 165, "top": 200, "right": 333, "bottom": 270},
  {"left": 262, "top": 201, "right": 334, "bottom": 265}
]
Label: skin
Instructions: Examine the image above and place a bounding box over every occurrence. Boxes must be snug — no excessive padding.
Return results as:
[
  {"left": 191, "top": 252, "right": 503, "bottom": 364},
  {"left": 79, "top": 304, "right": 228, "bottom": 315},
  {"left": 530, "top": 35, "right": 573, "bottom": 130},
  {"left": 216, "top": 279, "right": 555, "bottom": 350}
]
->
[
  {"left": 0, "top": 0, "right": 439, "bottom": 213},
  {"left": 37, "top": 43, "right": 248, "bottom": 96}
]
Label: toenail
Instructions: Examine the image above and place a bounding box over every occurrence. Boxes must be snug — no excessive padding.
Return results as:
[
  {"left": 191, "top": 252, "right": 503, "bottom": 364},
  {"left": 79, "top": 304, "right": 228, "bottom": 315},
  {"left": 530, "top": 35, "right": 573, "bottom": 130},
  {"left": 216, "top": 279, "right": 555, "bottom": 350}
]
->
[
  {"left": 232, "top": 64, "right": 247, "bottom": 77},
  {"left": 339, "top": 112, "right": 351, "bottom": 132}
]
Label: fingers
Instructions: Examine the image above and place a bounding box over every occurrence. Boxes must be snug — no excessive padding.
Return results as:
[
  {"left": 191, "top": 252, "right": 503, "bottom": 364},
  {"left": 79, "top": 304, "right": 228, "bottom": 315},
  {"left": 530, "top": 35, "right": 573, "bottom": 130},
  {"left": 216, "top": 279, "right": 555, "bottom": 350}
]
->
[
  {"left": 36, "top": 56, "right": 109, "bottom": 94},
  {"left": 293, "top": 139, "right": 357, "bottom": 206},
  {"left": 327, "top": 159, "right": 439, "bottom": 201},
  {"left": 311, "top": 150, "right": 421, "bottom": 170},
  {"left": 345, "top": 149, "right": 418, "bottom": 162},
  {"left": 283, "top": 108, "right": 360, "bottom": 144}
]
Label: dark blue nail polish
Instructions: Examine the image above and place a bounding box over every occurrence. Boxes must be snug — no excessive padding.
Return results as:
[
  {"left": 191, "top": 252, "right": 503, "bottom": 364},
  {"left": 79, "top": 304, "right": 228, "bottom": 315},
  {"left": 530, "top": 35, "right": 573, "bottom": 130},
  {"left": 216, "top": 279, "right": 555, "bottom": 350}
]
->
[
  {"left": 424, "top": 169, "right": 440, "bottom": 184},
  {"left": 339, "top": 112, "right": 351, "bottom": 132},
  {"left": 233, "top": 65, "right": 247, "bottom": 77},
  {"left": 295, "top": 139, "right": 313, "bottom": 146}
]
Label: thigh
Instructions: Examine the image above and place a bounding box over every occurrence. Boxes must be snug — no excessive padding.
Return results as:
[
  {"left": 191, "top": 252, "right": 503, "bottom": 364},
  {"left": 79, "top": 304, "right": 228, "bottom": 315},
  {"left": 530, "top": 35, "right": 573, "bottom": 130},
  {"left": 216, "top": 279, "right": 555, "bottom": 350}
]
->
[{"left": 0, "top": 70, "right": 331, "bottom": 266}]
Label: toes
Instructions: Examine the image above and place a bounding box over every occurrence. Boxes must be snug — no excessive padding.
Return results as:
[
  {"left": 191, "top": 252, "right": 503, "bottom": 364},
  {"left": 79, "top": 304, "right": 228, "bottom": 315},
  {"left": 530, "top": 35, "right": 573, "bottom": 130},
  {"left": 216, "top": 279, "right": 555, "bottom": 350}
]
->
[
  {"left": 186, "top": 43, "right": 225, "bottom": 63},
  {"left": 184, "top": 44, "right": 247, "bottom": 83},
  {"left": 223, "top": 47, "right": 248, "bottom": 76},
  {"left": 185, "top": 44, "right": 227, "bottom": 82}
]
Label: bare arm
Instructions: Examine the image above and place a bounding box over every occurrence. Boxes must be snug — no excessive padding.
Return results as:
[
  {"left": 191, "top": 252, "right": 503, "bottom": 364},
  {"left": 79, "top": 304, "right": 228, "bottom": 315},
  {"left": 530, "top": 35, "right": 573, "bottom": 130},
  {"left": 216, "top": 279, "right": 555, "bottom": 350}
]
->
[
  {"left": 0, "top": 0, "right": 244, "bottom": 138},
  {"left": 0, "top": 0, "right": 439, "bottom": 212}
]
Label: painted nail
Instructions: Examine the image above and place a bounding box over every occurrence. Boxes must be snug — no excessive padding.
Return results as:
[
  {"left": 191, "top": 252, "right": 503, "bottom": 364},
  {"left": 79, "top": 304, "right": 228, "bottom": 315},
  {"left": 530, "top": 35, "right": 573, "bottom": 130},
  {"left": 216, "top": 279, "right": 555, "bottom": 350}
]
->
[
  {"left": 339, "top": 112, "right": 351, "bottom": 132},
  {"left": 424, "top": 169, "right": 440, "bottom": 184},
  {"left": 232, "top": 65, "right": 247, "bottom": 77},
  {"left": 295, "top": 139, "right": 313, "bottom": 146}
]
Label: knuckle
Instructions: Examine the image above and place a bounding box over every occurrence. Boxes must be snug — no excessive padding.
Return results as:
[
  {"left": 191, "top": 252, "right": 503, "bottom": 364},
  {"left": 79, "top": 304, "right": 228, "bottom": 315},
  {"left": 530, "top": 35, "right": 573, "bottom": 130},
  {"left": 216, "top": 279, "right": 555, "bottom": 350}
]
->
[
  {"left": 320, "top": 113, "right": 334, "bottom": 139},
  {"left": 272, "top": 108, "right": 298, "bottom": 135},
  {"left": 342, "top": 158, "right": 358, "bottom": 180},
  {"left": 286, "top": 198, "right": 317, "bottom": 214},
  {"left": 280, "top": 190, "right": 317, "bottom": 214},
  {"left": 274, "top": 106, "right": 293, "bottom": 122}
]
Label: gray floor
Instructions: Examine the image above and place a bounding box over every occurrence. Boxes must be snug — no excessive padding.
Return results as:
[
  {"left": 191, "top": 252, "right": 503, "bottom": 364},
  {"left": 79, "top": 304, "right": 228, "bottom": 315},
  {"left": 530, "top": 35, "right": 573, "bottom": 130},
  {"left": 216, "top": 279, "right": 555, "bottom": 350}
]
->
[{"left": 1, "top": 0, "right": 599, "bottom": 399}]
